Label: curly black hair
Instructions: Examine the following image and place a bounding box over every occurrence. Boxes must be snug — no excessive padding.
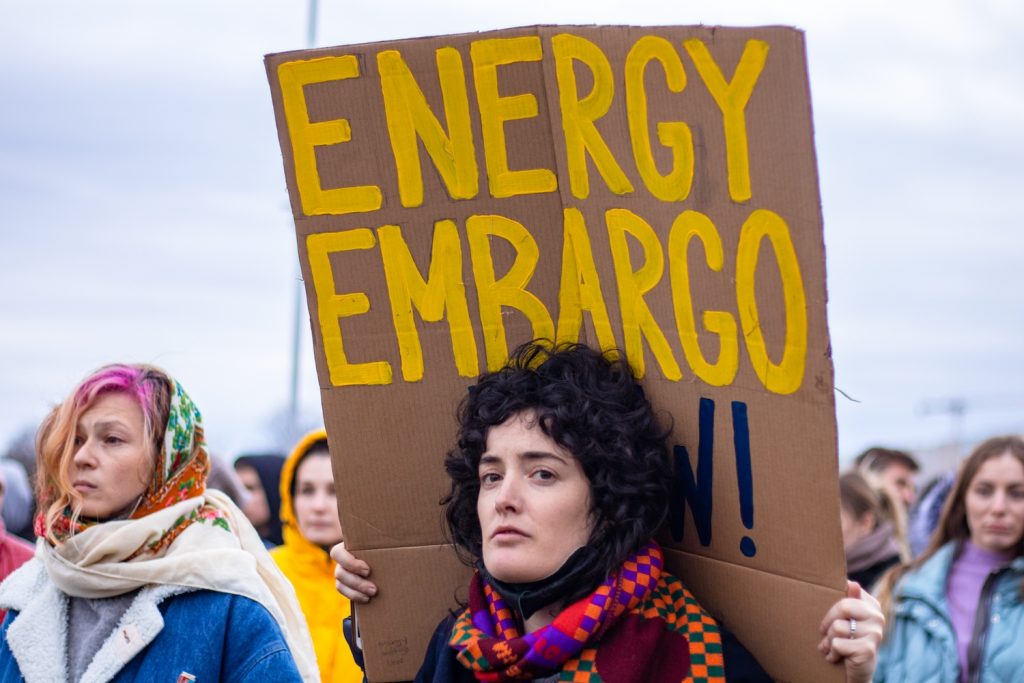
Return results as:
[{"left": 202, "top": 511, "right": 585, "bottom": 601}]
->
[{"left": 442, "top": 340, "right": 673, "bottom": 596}]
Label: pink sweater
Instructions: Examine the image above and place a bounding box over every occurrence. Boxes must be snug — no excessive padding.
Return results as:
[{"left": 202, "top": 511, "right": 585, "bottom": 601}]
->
[{"left": 0, "top": 524, "right": 34, "bottom": 621}]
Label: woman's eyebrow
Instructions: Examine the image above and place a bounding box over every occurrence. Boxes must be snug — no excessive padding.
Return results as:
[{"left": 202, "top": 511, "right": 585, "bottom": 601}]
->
[
  {"left": 91, "top": 419, "right": 129, "bottom": 432},
  {"left": 479, "top": 451, "right": 569, "bottom": 465},
  {"left": 520, "top": 451, "right": 569, "bottom": 464}
]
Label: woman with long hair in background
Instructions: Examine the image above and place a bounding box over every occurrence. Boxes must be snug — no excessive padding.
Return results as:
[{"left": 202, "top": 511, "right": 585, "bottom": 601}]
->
[{"left": 874, "top": 435, "right": 1024, "bottom": 682}]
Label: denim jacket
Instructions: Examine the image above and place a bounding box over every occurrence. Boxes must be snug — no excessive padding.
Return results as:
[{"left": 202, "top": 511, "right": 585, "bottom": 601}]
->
[
  {"left": 0, "top": 559, "right": 304, "bottom": 683},
  {"left": 874, "top": 542, "right": 1024, "bottom": 683}
]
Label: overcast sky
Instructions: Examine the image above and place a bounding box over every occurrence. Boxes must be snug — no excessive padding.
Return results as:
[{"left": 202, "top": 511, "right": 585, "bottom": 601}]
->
[{"left": 1, "top": 0, "right": 1021, "bottom": 465}]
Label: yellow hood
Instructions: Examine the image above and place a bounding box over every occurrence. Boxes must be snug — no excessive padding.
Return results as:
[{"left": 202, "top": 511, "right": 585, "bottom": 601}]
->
[
  {"left": 272, "top": 428, "right": 362, "bottom": 682},
  {"left": 279, "top": 428, "right": 329, "bottom": 548}
]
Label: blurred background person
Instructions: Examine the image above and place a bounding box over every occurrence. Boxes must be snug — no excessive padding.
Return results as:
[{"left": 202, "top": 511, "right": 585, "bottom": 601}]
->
[
  {"left": 272, "top": 429, "right": 361, "bottom": 682},
  {"left": 856, "top": 447, "right": 920, "bottom": 561},
  {"left": 0, "top": 463, "right": 34, "bottom": 621},
  {"left": 855, "top": 447, "right": 920, "bottom": 510},
  {"left": 206, "top": 451, "right": 252, "bottom": 511},
  {"left": 874, "top": 435, "right": 1024, "bottom": 682},
  {"left": 908, "top": 470, "right": 957, "bottom": 558},
  {"left": 0, "top": 459, "right": 34, "bottom": 542},
  {"left": 1, "top": 430, "right": 36, "bottom": 501},
  {"left": 839, "top": 471, "right": 901, "bottom": 591},
  {"left": 0, "top": 364, "right": 317, "bottom": 681},
  {"left": 234, "top": 452, "right": 285, "bottom": 547}
]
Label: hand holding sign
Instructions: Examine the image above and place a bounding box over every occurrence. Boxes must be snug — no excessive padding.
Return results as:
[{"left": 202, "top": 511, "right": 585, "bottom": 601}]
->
[{"left": 818, "top": 581, "right": 885, "bottom": 683}]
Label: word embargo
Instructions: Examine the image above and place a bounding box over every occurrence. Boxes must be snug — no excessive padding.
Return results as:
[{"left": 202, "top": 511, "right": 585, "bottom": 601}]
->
[{"left": 308, "top": 206, "right": 806, "bottom": 394}]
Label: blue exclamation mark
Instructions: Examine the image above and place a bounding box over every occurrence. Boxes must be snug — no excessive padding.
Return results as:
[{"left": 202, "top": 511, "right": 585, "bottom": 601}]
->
[{"left": 732, "top": 401, "right": 756, "bottom": 557}]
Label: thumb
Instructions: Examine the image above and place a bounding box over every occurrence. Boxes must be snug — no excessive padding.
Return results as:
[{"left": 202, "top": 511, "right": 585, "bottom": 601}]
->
[{"left": 846, "top": 580, "right": 862, "bottom": 600}]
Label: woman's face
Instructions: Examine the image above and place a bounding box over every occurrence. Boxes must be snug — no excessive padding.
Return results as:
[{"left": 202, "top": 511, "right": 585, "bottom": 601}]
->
[
  {"left": 477, "top": 410, "right": 594, "bottom": 583},
  {"left": 839, "top": 506, "right": 875, "bottom": 550},
  {"left": 293, "top": 452, "right": 343, "bottom": 547},
  {"left": 71, "top": 392, "right": 154, "bottom": 519},
  {"left": 965, "top": 451, "right": 1024, "bottom": 553}
]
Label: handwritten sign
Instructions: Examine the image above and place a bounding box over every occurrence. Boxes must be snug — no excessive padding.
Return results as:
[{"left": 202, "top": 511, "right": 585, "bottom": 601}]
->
[{"left": 267, "top": 24, "right": 845, "bottom": 682}]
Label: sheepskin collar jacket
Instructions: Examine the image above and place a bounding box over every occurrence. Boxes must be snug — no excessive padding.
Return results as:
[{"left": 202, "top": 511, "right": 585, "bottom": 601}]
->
[{"left": 0, "top": 559, "right": 303, "bottom": 683}]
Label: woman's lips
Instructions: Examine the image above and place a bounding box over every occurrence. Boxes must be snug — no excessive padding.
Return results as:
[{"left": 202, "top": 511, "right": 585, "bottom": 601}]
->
[{"left": 491, "top": 526, "right": 527, "bottom": 540}]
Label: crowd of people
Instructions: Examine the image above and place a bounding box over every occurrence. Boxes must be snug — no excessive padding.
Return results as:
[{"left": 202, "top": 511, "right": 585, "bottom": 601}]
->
[
  {"left": 838, "top": 440, "right": 1024, "bottom": 681},
  {"left": 0, "top": 342, "right": 1020, "bottom": 682}
]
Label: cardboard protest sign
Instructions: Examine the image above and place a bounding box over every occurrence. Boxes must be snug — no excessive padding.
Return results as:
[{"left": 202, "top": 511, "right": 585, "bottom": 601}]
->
[{"left": 266, "top": 24, "right": 845, "bottom": 682}]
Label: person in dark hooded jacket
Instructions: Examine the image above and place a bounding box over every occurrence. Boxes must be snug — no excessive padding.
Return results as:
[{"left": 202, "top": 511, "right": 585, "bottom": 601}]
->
[{"left": 235, "top": 453, "right": 286, "bottom": 547}]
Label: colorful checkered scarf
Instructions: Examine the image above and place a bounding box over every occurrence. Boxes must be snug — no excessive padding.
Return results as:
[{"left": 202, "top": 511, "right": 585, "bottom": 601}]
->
[
  {"left": 37, "top": 377, "right": 229, "bottom": 555},
  {"left": 449, "top": 541, "right": 726, "bottom": 682}
]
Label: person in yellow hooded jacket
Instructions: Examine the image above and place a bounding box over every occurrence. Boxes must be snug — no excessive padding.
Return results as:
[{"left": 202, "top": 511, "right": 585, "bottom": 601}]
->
[{"left": 272, "top": 429, "right": 363, "bottom": 683}]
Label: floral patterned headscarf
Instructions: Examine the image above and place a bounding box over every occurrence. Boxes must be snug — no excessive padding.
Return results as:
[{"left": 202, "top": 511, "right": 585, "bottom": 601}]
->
[{"left": 37, "top": 377, "right": 229, "bottom": 554}]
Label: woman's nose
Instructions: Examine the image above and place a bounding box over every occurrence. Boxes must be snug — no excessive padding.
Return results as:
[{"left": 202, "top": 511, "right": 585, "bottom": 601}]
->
[
  {"left": 494, "top": 475, "right": 521, "bottom": 511},
  {"left": 72, "top": 439, "right": 96, "bottom": 468}
]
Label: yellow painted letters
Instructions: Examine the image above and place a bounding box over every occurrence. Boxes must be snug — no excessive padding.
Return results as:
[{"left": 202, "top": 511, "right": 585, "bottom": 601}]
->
[
  {"left": 377, "top": 221, "right": 479, "bottom": 381},
  {"left": 552, "top": 34, "right": 634, "bottom": 199},
  {"left": 470, "top": 37, "right": 558, "bottom": 198},
  {"left": 467, "top": 215, "right": 555, "bottom": 370},
  {"left": 555, "top": 208, "right": 617, "bottom": 349},
  {"left": 735, "top": 209, "right": 807, "bottom": 394},
  {"left": 307, "top": 230, "right": 392, "bottom": 386},
  {"left": 606, "top": 208, "right": 682, "bottom": 380},
  {"left": 683, "top": 39, "right": 768, "bottom": 203},
  {"left": 624, "top": 36, "right": 694, "bottom": 202},
  {"left": 278, "top": 57, "right": 383, "bottom": 215},
  {"left": 668, "top": 211, "right": 738, "bottom": 386},
  {"left": 378, "top": 48, "right": 478, "bottom": 207}
]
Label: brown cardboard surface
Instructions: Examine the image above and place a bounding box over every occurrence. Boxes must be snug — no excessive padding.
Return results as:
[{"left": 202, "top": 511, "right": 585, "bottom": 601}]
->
[
  {"left": 666, "top": 548, "right": 844, "bottom": 683},
  {"left": 267, "top": 24, "right": 845, "bottom": 682},
  {"left": 355, "top": 546, "right": 473, "bottom": 681}
]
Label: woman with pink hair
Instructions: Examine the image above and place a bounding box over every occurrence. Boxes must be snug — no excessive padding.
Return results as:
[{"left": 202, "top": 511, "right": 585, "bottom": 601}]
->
[{"left": 0, "top": 364, "right": 318, "bottom": 682}]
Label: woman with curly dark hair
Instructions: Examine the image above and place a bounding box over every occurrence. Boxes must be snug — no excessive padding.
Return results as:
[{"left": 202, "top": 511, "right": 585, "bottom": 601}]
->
[{"left": 333, "top": 341, "right": 882, "bottom": 682}]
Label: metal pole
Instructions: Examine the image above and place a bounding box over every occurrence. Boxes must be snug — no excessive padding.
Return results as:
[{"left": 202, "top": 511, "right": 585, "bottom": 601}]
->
[
  {"left": 307, "top": 0, "right": 319, "bottom": 48},
  {"left": 288, "top": 277, "right": 303, "bottom": 439},
  {"left": 287, "top": 0, "right": 320, "bottom": 441}
]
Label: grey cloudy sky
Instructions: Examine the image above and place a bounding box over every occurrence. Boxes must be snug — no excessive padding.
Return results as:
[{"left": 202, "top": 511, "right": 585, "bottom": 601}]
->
[{"left": 1, "top": 0, "right": 1021, "bottom": 464}]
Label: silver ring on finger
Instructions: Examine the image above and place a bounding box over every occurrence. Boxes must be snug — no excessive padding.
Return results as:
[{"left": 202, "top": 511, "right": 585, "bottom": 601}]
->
[{"left": 849, "top": 617, "right": 858, "bottom": 639}]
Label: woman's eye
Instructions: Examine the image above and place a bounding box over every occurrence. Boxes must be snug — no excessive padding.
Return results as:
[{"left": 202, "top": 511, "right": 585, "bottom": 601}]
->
[
  {"left": 105, "top": 435, "right": 123, "bottom": 445},
  {"left": 480, "top": 472, "right": 501, "bottom": 485},
  {"left": 532, "top": 469, "right": 555, "bottom": 481}
]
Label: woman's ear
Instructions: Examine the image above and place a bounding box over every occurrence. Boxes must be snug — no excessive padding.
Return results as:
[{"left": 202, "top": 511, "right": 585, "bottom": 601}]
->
[{"left": 857, "top": 511, "right": 877, "bottom": 537}]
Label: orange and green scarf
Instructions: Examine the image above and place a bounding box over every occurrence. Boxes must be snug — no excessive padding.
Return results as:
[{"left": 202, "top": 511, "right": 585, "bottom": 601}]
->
[{"left": 449, "top": 542, "right": 726, "bottom": 683}]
